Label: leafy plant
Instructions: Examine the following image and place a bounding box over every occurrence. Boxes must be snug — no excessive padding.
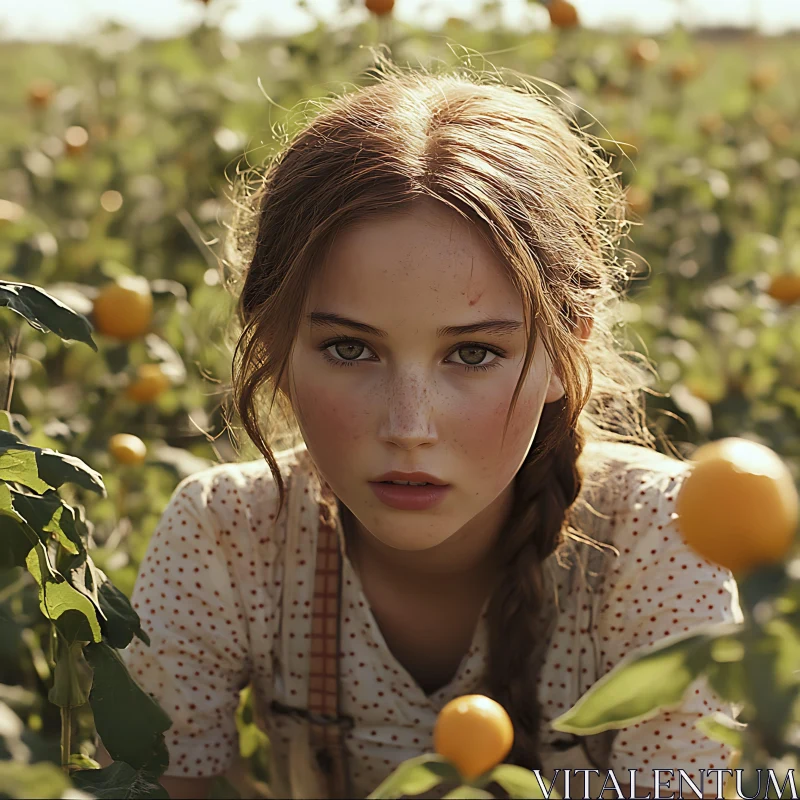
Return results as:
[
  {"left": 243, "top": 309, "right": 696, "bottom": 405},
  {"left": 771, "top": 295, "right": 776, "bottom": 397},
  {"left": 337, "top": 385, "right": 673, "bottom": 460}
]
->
[{"left": 0, "top": 281, "right": 173, "bottom": 798}]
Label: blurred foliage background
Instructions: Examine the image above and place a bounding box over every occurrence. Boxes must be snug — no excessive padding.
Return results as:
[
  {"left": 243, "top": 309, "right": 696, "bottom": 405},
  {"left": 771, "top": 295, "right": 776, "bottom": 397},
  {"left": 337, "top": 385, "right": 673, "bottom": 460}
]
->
[{"left": 1, "top": 0, "right": 800, "bottom": 795}]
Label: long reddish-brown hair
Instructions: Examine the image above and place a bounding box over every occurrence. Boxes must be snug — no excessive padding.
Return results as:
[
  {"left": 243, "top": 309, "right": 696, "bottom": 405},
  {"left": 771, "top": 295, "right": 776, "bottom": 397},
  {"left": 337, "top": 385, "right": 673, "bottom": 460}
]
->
[{"left": 222, "top": 54, "right": 669, "bottom": 770}]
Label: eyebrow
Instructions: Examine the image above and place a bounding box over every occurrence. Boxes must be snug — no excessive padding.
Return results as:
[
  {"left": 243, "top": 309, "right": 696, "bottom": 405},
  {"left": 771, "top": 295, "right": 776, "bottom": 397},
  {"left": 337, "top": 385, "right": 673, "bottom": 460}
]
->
[{"left": 306, "top": 311, "right": 524, "bottom": 338}]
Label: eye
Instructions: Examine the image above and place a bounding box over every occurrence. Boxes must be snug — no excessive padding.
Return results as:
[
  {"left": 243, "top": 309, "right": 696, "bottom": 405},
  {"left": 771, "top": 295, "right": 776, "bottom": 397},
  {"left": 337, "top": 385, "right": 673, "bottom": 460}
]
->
[{"left": 318, "top": 338, "right": 506, "bottom": 373}]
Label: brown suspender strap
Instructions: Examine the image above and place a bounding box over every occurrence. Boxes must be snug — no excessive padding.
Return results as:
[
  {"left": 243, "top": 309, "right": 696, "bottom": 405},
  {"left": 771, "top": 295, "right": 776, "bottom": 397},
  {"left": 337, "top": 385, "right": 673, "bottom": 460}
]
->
[{"left": 306, "top": 481, "right": 355, "bottom": 798}]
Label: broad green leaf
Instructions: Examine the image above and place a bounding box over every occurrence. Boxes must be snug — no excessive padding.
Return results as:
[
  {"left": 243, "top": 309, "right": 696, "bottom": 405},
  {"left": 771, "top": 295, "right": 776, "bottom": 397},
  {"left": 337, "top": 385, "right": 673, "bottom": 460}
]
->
[
  {"left": 0, "top": 522, "right": 33, "bottom": 570},
  {"left": 0, "top": 280, "right": 97, "bottom": 350},
  {"left": 0, "top": 411, "right": 10, "bottom": 432},
  {"left": 707, "top": 659, "right": 747, "bottom": 704},
  {"left": 0, "top": 760, "right": 76, "bottom": 799},
  {"left": 25, "top": 543, "right": 102, "bottom": 641},
  {"left": 72, "top": 762, "right": 170, "bottom": 799},
  {"left": 10, "top": 489, "right": 79, "bottom": 555},
  {"left": 0, "top": 449, "right": 50, "bottom": 493},
  {"left": 550, "top": 631, "right": 714, "bottom": 735},
  {"left": 695, "top": 712, "right": 746, "bottom": 750},
  {"left": 48, "top": 639, "right": 94, "bottom": 708},
  {"left": 0, "top": 483, "right": 24, "bottom": 521},
  {"left": 442, "top": 788, "right": 495, "bottom": 799},
  {"left": 85, "top": 641, "right": 172, "bottom": 775},
  {"left": 97, "top": 574, "right": 149, "bottom": 649},
  {"left": 490, "top": 764, "right": 562, "bottom": 799},
  {"left": 0, "top": 430, "right": 106, "bottom": 496},
  {"left": 367, "top": 754, "right": 459, "bottom": 799},
  {"left": 711, "top": 636, "right": 745, "bottom": 663}
]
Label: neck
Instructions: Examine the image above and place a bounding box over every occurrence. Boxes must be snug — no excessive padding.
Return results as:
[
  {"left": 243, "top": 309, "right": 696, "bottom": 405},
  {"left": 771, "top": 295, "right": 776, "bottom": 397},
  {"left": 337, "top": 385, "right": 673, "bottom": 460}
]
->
[{"left": 337, "top": 484, "right": 514, "bottom": 590}]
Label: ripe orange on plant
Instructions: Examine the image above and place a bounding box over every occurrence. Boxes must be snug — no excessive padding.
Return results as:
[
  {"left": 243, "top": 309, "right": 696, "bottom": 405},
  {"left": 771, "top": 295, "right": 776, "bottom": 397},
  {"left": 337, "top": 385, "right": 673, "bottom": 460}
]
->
[
  {"left": 126, "top": 363, "right": 171, "bottom": 403},
  {"left": 766, "top": 274, "right": 800, "bottom": 305},
  {"left": 628, "top": 38, "right": 660, "bottom": 67},
  {"left": 365, "top": 0, "right": 394, "bottom": 14},
  {"left": 547, "top": 0, "right": 578, "bottom": 28},
  {"left": 626, "top": 186, "right": 651, "bottom": 217},
  {"left": 64, "top": 126, "right": 89, "bottom": 156},
  {"left": 92, "top": 276, "right": 153, "bottom": 340},
  {"left": 676, "top": 438, "right": 799, "bottom": 577},
  {"left": 433, "top": 694, "right": 514, "bottom": 780},
  {"left": 749, "top": 62, "right": 780, "bottom": 92},
  {"left": 670, "top": 56, "right": 700, "bottom": 84},
  {"left": 27, "top": 79, "right": 56, "bottom": 109},
  {"left": 109, "top": 433, "right": 147, "bottom": 466},
  {"left": 699, "top": 112, "right": 724, "bottom": 137}
]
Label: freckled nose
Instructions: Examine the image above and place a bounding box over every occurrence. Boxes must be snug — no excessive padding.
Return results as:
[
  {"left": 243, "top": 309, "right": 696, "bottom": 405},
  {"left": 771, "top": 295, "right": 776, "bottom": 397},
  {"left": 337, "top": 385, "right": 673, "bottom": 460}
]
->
[{"left": 380, "top": 374, "right": 436, "bottom": 445}]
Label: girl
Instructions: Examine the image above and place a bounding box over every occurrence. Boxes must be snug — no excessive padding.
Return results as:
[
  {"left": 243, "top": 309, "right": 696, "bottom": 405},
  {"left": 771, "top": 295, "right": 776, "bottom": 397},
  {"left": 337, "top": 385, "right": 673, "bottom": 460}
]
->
[{"left": 117, "top": 57, "right": 742, "bottom": 799}]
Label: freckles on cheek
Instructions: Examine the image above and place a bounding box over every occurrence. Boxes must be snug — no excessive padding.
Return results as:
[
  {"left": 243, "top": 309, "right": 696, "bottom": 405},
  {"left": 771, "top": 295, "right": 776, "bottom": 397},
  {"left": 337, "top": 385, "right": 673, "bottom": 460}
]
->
[{"left": 303, "top": 388, "right": 367, "bottom": 439}]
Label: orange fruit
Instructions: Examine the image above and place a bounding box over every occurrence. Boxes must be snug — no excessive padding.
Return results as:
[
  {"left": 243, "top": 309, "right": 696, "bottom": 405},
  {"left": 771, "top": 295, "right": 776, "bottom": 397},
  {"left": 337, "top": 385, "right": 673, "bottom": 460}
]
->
[
  {"left": 433, "top": 694, "right": 514, "bottom": 780},
  {"left": 676, "top": 438, "right": 799, "bottom": 576},
  {"left": 92, "top": 276, "right": 153, "bottom": 340},
  {"left": 28, "top": 79, "right": 56, "bottom": 109},
  {"left": 670, "top": 56, "right": 700, "bottom": 84},
  {"left": 125, "top": 363, "right": 171, "bottom": 403},
  {"left": 766, "top": 274, "right": 800, "bottom": 305},
  {"left": 768, "top": 122, "right": 791, "bottom": 147},
  {"left": 109, "top": 434, "right": 147, "bottom": 466},
  {"left": 64, "top": 126, "right": 89, "bottom": 156},
  {"left": 628, "top": 38, "right": 660, "bottom": 67},
  {"left": 699, "top": 112, "right": 724, "bottom": 137},
  {"left": 365, "top": 0, "right": 394, "bottom": 14},
  {"left": 614, "top": 132, "right": 640, "bottom": 158},
  {"left": 626, "top": 186, "right": 651, "bottom": 216},
  {"left": 749, "top": 62, "right": 780, "bottom": 92},
  {"left": 548, "top": 0, "right": 579, "bottom": 28}
]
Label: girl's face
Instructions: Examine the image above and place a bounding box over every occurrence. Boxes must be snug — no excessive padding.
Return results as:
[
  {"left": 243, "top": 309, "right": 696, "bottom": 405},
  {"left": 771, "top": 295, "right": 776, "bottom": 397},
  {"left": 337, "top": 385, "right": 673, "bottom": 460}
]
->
[{"left": 283, "top": 198, "right": 573, "bottom": 571}]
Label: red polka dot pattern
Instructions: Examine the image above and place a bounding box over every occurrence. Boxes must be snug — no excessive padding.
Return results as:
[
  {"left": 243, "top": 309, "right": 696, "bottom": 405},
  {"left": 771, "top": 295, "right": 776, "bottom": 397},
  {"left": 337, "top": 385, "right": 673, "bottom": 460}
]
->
[{"left": 121, "top": 443, "right": 744, "bottom": 798}]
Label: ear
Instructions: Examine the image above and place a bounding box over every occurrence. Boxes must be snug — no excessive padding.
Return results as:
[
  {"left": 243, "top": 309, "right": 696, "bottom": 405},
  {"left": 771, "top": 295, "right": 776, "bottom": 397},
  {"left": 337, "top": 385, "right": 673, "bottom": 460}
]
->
[
  {"left": 576, "top": 315, "right": 593, "bottom": 341},
  {"left": 544, "top": 369, "right": 566, "bottom": 404},
  {"left": 277, "top": 367, "right": 291, "bottom": 401},
  {"left": 544, "top": 316, "right": 593, "bottom": 404}
]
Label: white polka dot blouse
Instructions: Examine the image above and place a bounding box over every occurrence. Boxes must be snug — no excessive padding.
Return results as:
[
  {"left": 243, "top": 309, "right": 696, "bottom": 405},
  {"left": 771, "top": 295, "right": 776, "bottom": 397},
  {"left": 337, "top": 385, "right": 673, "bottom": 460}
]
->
[{"left": 121, "top": 440, "right": 744, "bottom": 799}]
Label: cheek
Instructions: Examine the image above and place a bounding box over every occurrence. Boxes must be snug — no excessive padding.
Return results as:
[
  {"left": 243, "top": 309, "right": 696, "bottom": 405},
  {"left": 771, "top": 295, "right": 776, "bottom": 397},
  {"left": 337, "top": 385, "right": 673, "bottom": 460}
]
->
[
  {"left": 454, "top": 377, "right": 543, "bottom": 481},
  {"left": 290, "top": 366, "right": 370, "bottom": 446}
]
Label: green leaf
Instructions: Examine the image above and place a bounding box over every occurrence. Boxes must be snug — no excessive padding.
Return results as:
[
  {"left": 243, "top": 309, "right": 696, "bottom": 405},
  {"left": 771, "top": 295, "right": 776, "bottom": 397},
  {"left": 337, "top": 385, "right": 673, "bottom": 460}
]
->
[
  {"left": 707, "top": 659, "right": 747, "bottom": 704},
  {"left": 48, "top": 639, "right": 94, "bottom": 708},
  {"left": 367, "top": 754, "right": 459, "bottom": 799},
  {"left": 85, "top": 641, "right": 172, "bottom": 775},
  {"left": 0, "top": 449, "right": 50, "bottom": 493},
  {"left": 0, "top": 523, "right": 33, "bottom": 570},
  {"left": 0, "top": 280, "right": 97, "bottom": 350},
  {"left": 97, "top": 574, "right": 149, "bottom": 649},
  {"left": 695, "top": 712, "right": 746, "bottom": 750},
  {"left": 25, "top": 543, "right": 102, "bottom": 641},
  {"left": 0, "top": 483, "right": 25, "bottom": 522},
  {"left": 72, "top": 762, "right": 170, "bottom": 799},
  {"left": 0, "top": 412, "right": 11, "bottom": 432},
  {"left": 0, "top": 429, "right": 106, "bottom": 496},
  {"left": 0, "top": 760, "right": 75, "bottom": 799},
  {"left": 490, "top": 764, "right": 562, "bottom": 799},
  {"left": 550, "top": 630, "right": 715, "bottom": 735},
  {"left": 442, "top": 788, "right": 495, "bottom": 799},
  {"left": 10, "top": 489, "right": 80, "bottom": 555}
]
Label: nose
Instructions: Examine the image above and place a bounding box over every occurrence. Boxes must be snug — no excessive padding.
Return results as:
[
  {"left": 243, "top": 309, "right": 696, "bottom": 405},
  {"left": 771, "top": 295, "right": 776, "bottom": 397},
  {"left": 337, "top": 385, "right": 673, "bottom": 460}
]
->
[{"left": 378, "top": 371, "right": 438, "bottom": 448}]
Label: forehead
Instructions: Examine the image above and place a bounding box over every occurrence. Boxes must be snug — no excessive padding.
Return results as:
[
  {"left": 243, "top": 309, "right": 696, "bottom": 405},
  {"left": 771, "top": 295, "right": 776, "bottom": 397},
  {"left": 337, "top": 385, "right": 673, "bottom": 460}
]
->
[{"left": 307, "top": 200, "right": 524, "bottom": 319}]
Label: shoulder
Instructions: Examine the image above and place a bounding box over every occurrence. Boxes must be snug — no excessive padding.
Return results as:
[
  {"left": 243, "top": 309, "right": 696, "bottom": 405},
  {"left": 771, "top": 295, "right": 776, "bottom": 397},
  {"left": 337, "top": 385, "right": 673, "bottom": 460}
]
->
[
  {"left": 169, "top": 443, "right": 311, "bottom": 524},
  {"left": 573, "top": 441, "right": 695, "bottom": 560}
]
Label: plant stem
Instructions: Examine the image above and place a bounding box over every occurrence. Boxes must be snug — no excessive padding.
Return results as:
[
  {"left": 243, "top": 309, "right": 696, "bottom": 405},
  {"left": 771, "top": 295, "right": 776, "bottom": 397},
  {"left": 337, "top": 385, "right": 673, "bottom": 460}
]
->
[
  {"left": 61, "top": 705, "right": 72, "bottom": 774},
  {"left": 4, "top": 327, "right": 20, "bottom": 413}
]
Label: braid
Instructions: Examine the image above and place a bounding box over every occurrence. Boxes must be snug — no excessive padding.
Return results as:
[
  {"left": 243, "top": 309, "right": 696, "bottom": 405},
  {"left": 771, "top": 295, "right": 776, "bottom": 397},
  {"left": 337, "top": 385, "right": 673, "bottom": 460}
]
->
[{"left": 482, "top": 398, "right": 586, "bottom": 770}]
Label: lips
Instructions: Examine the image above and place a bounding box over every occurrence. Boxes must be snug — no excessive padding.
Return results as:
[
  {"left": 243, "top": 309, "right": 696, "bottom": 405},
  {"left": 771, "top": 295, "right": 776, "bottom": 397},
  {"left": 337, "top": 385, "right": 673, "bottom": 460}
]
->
[{"left": 371, "top": 471, "right": 448, "bottom": 486}]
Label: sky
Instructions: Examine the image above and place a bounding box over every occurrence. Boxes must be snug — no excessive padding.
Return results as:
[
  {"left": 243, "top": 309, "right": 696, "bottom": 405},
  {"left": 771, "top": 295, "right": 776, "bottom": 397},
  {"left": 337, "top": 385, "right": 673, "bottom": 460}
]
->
[{"left": 0, "top": 0, "right": 799, "bottom": 41}]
